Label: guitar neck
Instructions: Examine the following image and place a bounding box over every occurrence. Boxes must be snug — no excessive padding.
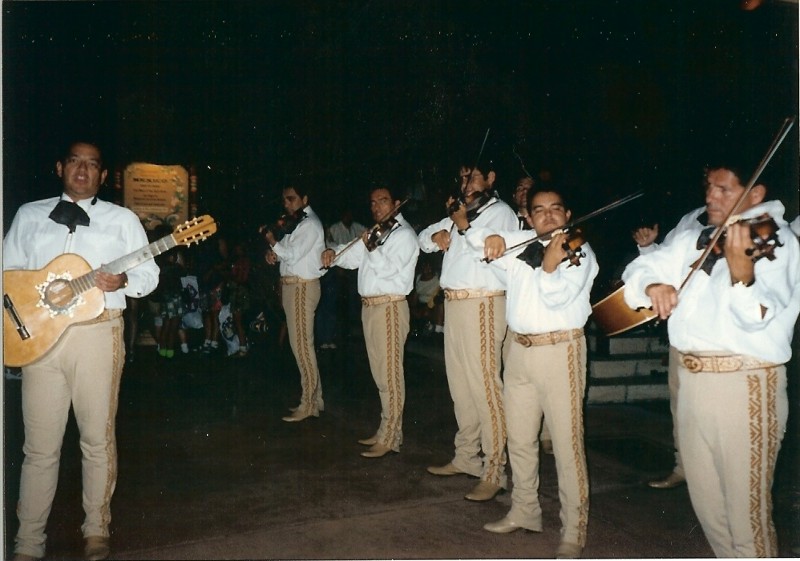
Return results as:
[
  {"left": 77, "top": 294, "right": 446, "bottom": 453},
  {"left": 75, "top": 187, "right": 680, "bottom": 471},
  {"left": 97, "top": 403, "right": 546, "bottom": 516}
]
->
[{"left": 74, "top": 234, "right": 177, "bottom": 293}]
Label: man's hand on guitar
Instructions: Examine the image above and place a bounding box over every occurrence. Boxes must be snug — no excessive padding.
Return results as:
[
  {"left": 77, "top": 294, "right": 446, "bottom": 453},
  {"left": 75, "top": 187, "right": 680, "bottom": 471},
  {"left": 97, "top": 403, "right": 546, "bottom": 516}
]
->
[{"left": 95, "top": 271, "right": 127, "bottom": 292}]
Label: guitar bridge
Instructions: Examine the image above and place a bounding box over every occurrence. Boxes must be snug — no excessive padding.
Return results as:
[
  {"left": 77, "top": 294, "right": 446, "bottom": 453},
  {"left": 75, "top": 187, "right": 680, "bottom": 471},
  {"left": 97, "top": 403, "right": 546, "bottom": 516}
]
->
[{"left": 4, "top": 293, "right": 31, "bottom": 340}]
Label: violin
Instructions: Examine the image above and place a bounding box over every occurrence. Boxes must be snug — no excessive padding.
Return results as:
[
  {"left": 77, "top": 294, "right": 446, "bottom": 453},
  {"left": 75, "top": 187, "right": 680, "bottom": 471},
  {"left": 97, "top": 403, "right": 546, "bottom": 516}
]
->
[
  {"left": 515, "top": 228, "right": 586, "bottom": 270},
  {"left": 559, "top": 228, "right": 587, "bottom": 267},
  {"left": 259, "top": 210, "right": 306, "bottom": 242},
  {"left": 699, "top": 213, "right": 783, "bottom": 263},
  {"left": 365, "top": 218, "right": 399, "bottom": 252},
  {"left": 447, "top": 189, "right": 493, "bottom": 221},
  {"left": 322, "top": 197, "right": 411, "bottom": 269}
]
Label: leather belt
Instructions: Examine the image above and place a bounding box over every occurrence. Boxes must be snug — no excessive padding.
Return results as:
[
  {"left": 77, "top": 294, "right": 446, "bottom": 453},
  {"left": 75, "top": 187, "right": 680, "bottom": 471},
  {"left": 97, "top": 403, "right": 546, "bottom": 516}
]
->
[
  {"left": 361, "top": 294, "right": 406, "bottom": 307},
  {"left": 513, "top": 328, "right": 583, "bottom": 348},
  {"left": 678, "top": 352, "right": 778, "bottom": 373},
  {"left": 444, "top": 289, "right": 505, "bottom": 301},
  {"left": 86, "top": 309, "right": 124, "bottom": 324},
  {"left": 280, "top": 276, "right": 317, "bottom": 285}
]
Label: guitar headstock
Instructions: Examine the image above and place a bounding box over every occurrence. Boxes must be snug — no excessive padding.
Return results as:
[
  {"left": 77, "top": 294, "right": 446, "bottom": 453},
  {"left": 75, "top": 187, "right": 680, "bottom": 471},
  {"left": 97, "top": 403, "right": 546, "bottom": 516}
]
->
[{"left": 172, "top": 215, "right": 218, "bottom": 247}]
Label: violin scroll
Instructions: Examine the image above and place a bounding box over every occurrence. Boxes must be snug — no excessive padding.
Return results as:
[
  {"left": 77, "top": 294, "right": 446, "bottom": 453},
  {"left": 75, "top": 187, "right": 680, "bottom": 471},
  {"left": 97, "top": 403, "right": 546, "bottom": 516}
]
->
[
  {"left": 560, "top": 228, "right": 586, "bottom": 267},
  {"left": 742, "top": 214, "right": 782, "bottom": 262}
]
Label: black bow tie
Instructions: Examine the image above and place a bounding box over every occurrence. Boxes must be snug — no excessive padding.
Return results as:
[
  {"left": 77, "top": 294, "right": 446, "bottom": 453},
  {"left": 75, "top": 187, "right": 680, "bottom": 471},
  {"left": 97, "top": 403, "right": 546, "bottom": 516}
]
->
[
  {"left": 696, "top": 226, "right": 723, "bottom": 275},
  {"left": 516, "top": 241, "right": 545, "bottom": 270},
  {"left": 49, "top": 200, "right": 90, "bottom": 233}
]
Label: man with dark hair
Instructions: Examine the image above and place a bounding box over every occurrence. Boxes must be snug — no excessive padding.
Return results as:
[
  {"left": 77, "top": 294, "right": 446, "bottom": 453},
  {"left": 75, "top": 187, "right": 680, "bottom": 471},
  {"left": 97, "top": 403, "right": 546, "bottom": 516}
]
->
[
  {"left": 418, "top": 162, "right": 517, "bottom": 502},
  {"left": 470, "top": 187, "right": 598, "bottom": 559},
  {"left": 622, "top": 163, "right": 800, "bottom": 557},
  {"left": 4, "top": 140, "right": 159, "bottom": 561},
  {"left": 264, "top": 183, "right": 327, "bottom": 422},
  {"left": 322, "top": 185, "right": 419, "bottom": 458}
]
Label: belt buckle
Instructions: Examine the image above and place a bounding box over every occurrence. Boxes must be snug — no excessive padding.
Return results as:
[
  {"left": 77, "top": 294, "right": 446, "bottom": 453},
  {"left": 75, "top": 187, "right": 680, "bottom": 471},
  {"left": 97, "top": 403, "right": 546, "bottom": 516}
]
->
[
  {"left": 515, "top": 334, "right": 532, "bottom": 348},
  {"left": 682, "top": 354, "right": 703, "bottom": 373}
]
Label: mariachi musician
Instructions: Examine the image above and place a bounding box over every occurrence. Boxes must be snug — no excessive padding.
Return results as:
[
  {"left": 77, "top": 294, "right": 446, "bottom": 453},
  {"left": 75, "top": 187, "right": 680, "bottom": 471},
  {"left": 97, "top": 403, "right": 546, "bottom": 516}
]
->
[
  {"left": 468, "top": 186, "right": 597, "bottom": 559},
  {"left": 621, "top": 155, "right": 800, "bottom": 558},
  {"left": 263, "top": 180, "right": 327, "bottom": 423},
  {"left": 321, "top": 185, "right": 419, "bottom": 459},
  {"left": 4, "top": 139, "right": 159, "bottom": 561},
  {"left": 418, "top": 159, "right": 517, "bottom": 502}
]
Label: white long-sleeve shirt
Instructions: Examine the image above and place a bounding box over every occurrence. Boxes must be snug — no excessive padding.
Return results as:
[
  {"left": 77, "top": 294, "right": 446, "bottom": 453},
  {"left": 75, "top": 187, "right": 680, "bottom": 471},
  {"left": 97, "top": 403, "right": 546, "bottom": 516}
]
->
[
  {"left": 465, "top": 228, "right": 599, "bottom": 334},
  {"left": 622, "top": 200, "right": 800, "bottom": 364},
  {"left": 328, "top": 220, "right": 366, "bottom": 247},
  {"left": 272, "top": 205, "right": 327, "bottom": 280},
  {"left": 332, "top": 214, "right": 419, "bottom": 297},
  {"left": 3, "top": 195, "right": 159, "bottom": 308},
  {"left": 417, "top": 196, "right": 517, "bottom": 291}
]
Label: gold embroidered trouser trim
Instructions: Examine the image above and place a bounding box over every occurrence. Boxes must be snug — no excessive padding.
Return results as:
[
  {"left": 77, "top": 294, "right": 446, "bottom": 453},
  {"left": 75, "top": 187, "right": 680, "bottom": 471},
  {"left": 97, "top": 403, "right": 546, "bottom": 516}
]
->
[
  {"left": 282, "top": 279, "right": 323, "bottom": 415},
  {"left": 362, "top": 299, "right": 409, "bottom": 451},
  {"left": 443, "top": 295, "right": 507, "bottom": 487},
  {"left": 503, "top": 334, "right": 589, "bottom": 543},
  {"left": 678, "top": 362, "right": 786, "bottom": 557},
  {"left": 16, "top": 316, "right": 125, "bottom": 559}
]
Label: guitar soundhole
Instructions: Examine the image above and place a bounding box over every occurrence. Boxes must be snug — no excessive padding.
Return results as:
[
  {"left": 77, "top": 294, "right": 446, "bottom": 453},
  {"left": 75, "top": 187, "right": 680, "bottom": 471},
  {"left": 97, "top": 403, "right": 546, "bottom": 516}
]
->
[{"left": 43, "top": 279, "right": 78, "bottom": 312}]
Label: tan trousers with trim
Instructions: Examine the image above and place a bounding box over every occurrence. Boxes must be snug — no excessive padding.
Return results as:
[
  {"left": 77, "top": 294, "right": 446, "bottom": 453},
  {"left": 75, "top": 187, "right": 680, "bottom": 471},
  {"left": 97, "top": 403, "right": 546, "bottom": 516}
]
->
[
  {"left": 667, "top": 346, "right": 684, "bottom": 477},
  {"left": 282, "top": 279, "right": 324, "bottom": 415},
  {"left": 15, "top": 317, "right": 124, "bottom": 559},
  {"left": 443, "top": 295, "right": 507, "bottom": 487},
  {"left": 362, "top": 299, "right": 409, "bottom": 451},
  {"left": 678, "top": 362, "right": 787, "bottom": 557},
  {"left": 503, "top": 334, "right": 589, "bottom": 544}
]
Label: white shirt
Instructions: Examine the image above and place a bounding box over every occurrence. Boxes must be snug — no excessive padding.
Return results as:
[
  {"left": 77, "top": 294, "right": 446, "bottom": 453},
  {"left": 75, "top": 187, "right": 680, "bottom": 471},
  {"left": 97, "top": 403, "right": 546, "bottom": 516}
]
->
[
  {"left": 328, "top": 220, "right": 366, "bottom": 247},
  {"left": 466, "top": 228, "right": 599, "bottom": 334},
  {"left": 333, "top": 214, "right": 419, "bottom": 297},
  {"left": 415, "top": 275, "right": 440, "bottom": 304},
  {"left": 638, "top": 206, "right": 706, "bottom": 255},
  {"left": 3, "top": 195, "right": 159, "bottom": 308},
  {"left": 418, "top": 196, "right": 517, "bottom": 290},
  {"left": 790, "top": 215, "right": 800, "bottom": 237},
  {"left": 272, "top": 205, "right": 327, "bottom": 280},
  {"left": 622, "top": 200, "right": 800, "bottom": 364}
]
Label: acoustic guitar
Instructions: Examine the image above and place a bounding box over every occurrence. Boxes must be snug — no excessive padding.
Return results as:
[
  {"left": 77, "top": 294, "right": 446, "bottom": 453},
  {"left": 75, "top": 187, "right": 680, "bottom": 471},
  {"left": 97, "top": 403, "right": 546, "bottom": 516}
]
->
[{"left": 3, "top": 215, "right": 217, "bottom": 367}]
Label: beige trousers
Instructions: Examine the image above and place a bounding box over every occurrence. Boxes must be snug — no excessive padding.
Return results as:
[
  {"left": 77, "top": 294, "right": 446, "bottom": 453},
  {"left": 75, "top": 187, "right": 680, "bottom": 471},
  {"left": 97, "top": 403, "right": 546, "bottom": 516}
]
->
[
  {"left": 443, "top": 295, "right": 507, "bottom": 487},
  {"left": 667, "top": 346, "right": 684, "bottom": 477},
  {"left": 15, "top": 316, "right": 125, "bottom": 559},
  {"left": 502, "top": 333, "right": 551, "bottom": 443},
  {"left": 678, "top": 361, "right": 787, "bottom": 557},
  {"left": 362, "top": 299, "right": 409, "bottom": 451},
  {"left": 503, "top": 332, "right": 589, "bottom": 545},
  {"left": 282, "top": 279, "right": 323, "bottom": 415}
]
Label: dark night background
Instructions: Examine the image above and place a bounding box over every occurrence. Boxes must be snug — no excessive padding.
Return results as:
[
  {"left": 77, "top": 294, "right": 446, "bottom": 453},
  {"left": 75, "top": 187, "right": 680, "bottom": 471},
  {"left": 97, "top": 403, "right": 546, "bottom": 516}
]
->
[{"left": 3, "top": 1, "right": 798, "bottom": 262}]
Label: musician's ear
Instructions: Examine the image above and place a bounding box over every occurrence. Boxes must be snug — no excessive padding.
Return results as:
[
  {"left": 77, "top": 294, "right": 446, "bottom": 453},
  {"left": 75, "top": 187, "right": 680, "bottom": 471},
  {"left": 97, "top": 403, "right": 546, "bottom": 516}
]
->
[
  {"left": 56, "top": 161, "right": 64, "bottom": 178},
  {"left": 486, "top": 171, "right": 496, "bottom": 186},
  {"left": 749, "top": 184, "right": 766, "bottom": 205},
  {"left": 565, "top": 209, "right": 572, "bottom": 222}
]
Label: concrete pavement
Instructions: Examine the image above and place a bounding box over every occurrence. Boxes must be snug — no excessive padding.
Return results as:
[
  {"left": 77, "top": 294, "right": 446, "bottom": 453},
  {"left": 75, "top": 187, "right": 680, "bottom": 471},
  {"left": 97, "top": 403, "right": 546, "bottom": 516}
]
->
[{"left": 3, "top": 328, "right": 797, "bottom": 559}]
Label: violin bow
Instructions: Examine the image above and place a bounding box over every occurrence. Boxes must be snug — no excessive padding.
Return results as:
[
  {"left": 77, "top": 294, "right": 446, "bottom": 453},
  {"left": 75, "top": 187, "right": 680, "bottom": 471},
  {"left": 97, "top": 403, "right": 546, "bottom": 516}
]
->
[
  {"left": 448, "top": 128, "right": 492, "bottom": 236},
  {"left": 678, "top": 115, "right": 796, "bottom": 293},
  {"left": 322, "top": 197, "right": 411, "bottom": 269},
  {"left": 484, "top": 190, "right": 645, "bottom": 262}
]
